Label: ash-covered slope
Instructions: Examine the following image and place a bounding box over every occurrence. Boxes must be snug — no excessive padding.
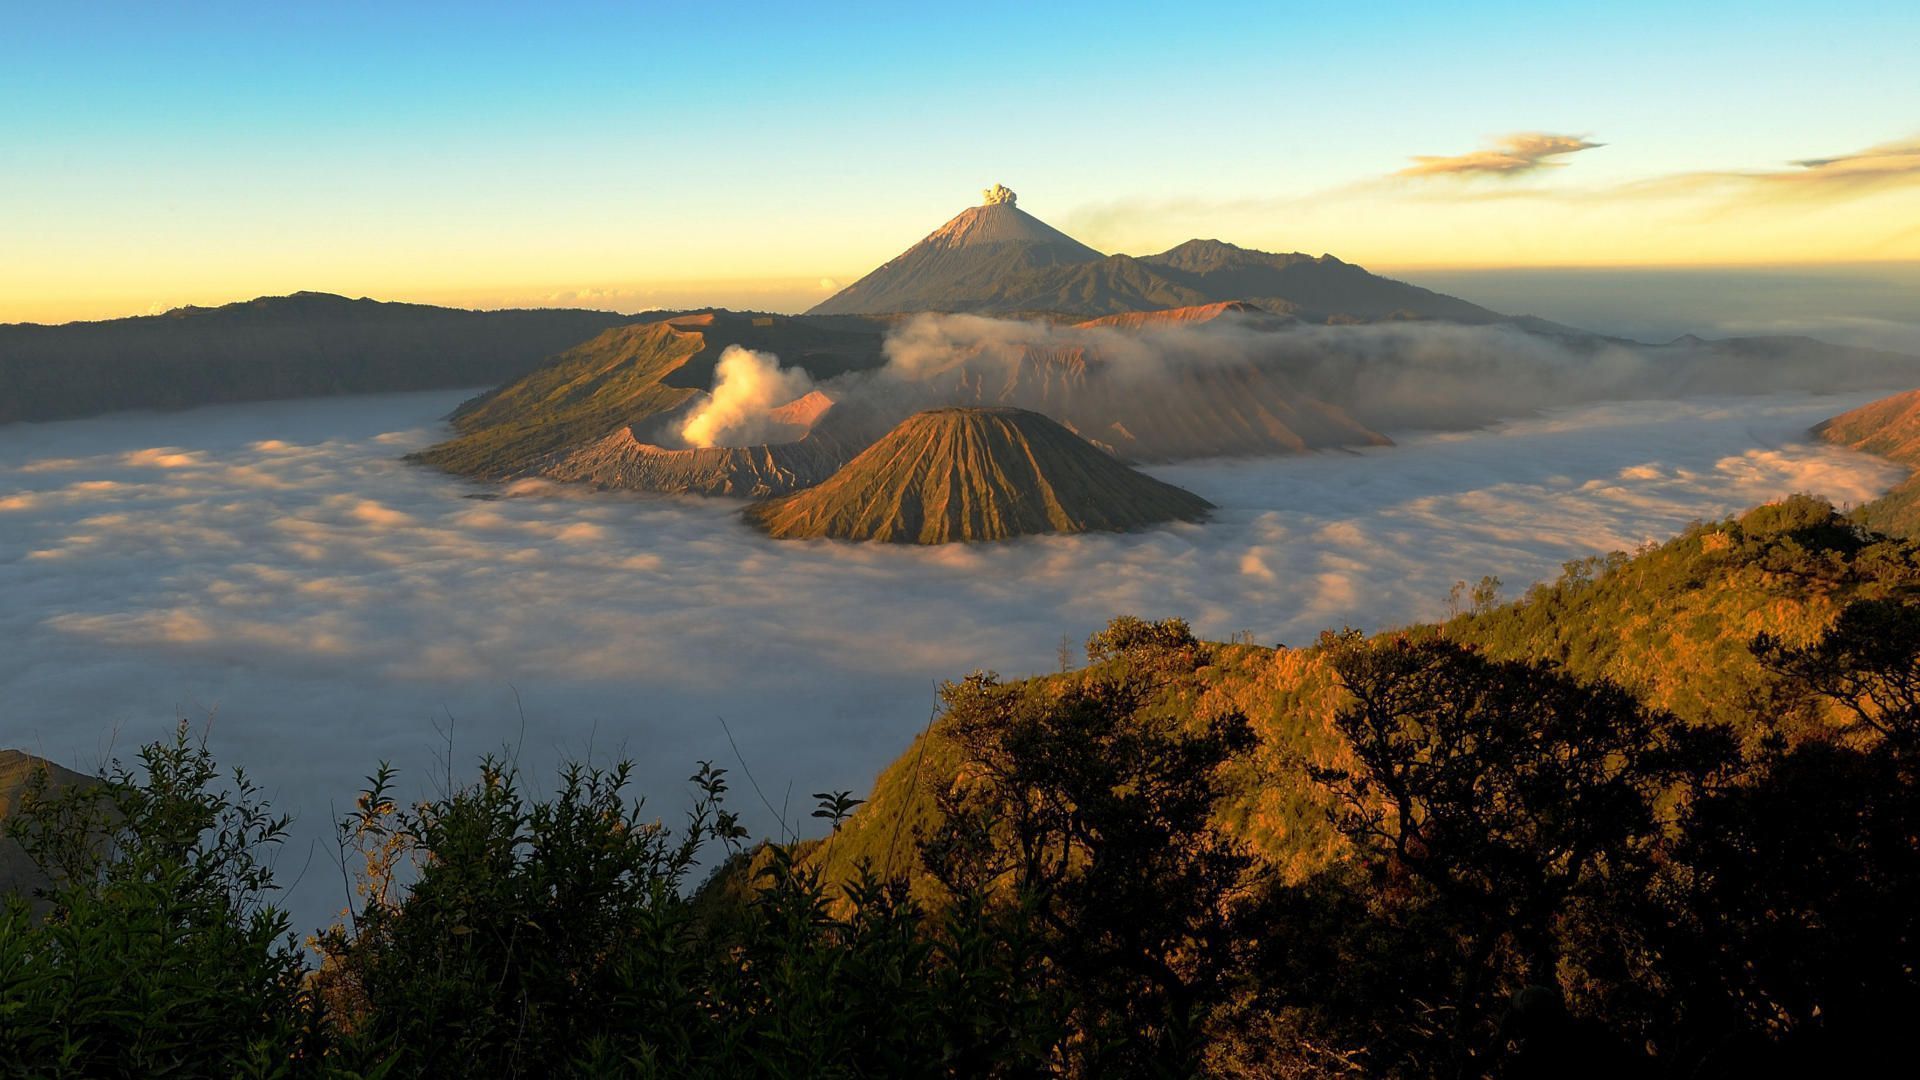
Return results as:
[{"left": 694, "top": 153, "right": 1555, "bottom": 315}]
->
[
  {"left": 808, "top": 187, "right": 1526, "bottom": 324},
  {"left": 538, "top": 396, "right": 888, "bottom": 497},
  {"left": 745, "top": 407, "right": 1211, "bottom": 544},
  {"left": 1136, "top": 240, "right": 1506, "bottom": 324},
  {"left": 413, "top": 312, "right": 888, "bottom": 480},
  {"left": 1073, "top": 300, "right": 1289, "bottom": 332}
]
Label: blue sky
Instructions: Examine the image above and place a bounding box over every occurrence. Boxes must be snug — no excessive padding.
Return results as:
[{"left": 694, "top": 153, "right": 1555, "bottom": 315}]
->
[{"left": 3, "top": 1, "right": 1916, "bottom": 320}]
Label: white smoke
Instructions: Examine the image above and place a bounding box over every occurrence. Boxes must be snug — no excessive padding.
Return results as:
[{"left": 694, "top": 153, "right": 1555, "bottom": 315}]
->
[
  {"left": 666, "top": 313, "right": 1920, "bottom": 463},
  {"left": 678, "top": 346, "right": 817, "bottom": 448}
]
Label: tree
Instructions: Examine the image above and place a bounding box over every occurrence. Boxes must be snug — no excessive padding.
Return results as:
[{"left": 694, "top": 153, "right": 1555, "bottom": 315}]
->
[
  {"left": 1755, "top": 597, "right": 1920, "bottom": 757},
  {"left": 1656, "top": 740, "right": 1920, "bottom": 1073},
  {"left": 0, "top": 723, "right": 314, "bottom": 1078},
  {"left": 1312, "top": 634, "right": 1735, "bottom": 1073},
  {"left": 314, "top": 757, "right": 745, "bottom": 1074},
  {"left": 921, "top": 617, "right": 1258, "bottom": 1076}
]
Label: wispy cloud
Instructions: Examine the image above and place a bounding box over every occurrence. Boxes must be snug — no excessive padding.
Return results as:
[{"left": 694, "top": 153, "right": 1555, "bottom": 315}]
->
[
  {"left": 1524, "top": 135, "right": 1920, "bottom": 202},
  {"left": 1789, "top": 137, "right": 1920, "bottom": 181},
  {"left": 1688, "top": 136, "right": 1920, "bottom": 198},
  {"left": 1398, "top": 133, "right": 1604, "bottom": 178}
]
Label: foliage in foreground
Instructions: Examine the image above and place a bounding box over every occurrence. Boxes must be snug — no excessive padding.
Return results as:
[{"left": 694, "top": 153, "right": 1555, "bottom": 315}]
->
[{"left": 2, "top": 589, "right": 1918, "bottom": 1077}]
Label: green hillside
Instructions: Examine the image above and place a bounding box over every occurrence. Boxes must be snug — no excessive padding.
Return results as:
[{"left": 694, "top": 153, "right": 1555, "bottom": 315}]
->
[
  {"left": 806, "top": 495, "right": 1920, "bottom": 890},
  {"left": 1817, "top": 385, "right": 1920, "bottom": 536}
]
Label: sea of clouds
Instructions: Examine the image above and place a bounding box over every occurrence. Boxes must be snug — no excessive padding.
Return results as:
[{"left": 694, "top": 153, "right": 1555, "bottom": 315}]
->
[{"left": 0, "top": 387, "right": 1907, "bottom": 930}]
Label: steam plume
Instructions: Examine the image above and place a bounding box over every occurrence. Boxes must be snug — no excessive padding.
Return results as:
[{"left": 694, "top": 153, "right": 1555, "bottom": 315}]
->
[{"left": 679, "top": 346, "right": 817, "bottom": 448}]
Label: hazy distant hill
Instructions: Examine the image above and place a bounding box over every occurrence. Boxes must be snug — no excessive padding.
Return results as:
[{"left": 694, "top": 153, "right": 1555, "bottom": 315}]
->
[
  {"left": 0, "top": 292, "right": 632, "bottom": 424},
  {"left": 808, "top": 187, "right": 1529, "bottom": 324},
  {"left": 744, "top": 407, "right": 1211, "bottom": 543},
  {"left": 1659, "top": 334, "right": 1920, "bottom": 394}
]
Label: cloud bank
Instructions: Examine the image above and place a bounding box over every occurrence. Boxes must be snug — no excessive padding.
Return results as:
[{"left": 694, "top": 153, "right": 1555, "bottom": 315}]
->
[
  {"left": 736, "top": 314, "right": 1920, "bottom": 457},
  {"left": 0, "top": 388, "right": 1904, "bottom": 933}
]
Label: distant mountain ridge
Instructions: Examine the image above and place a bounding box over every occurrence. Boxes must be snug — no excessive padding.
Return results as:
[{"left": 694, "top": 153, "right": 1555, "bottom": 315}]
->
[
  {"left": 0, "top": 292, "right": 634, "bottom": 424},
  {"left": 809, "top": 187, "right": 1531, "bottom": 324}
]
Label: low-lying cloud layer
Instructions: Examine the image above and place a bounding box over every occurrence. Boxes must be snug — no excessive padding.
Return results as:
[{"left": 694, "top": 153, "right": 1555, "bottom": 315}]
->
[
  {"left": 715, "top": 314, "right": 1920, "bottom": 458},
  {"left": 0, "top": 389, "right": 1904, "bottom": 931}
]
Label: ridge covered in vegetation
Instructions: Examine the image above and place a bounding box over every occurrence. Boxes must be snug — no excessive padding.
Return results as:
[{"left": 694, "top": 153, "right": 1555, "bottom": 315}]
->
[
  {"left": 1818, "top": 385, "right": 1920, "bottom": 537},
  {"left": 810, "top": 495, "right": 1920, "bottom": 889}
]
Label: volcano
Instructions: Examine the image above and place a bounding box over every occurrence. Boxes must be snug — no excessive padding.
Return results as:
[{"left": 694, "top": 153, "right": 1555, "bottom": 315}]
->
[
  {"left": 808, "top": 185, "right": 1106, "bottom": 316},
  {"left": 809, "top": 185, "right": 1524, "bottom": 323},
  {"left": 744, "top": 406, "right": 1211, "bottom": 544}
]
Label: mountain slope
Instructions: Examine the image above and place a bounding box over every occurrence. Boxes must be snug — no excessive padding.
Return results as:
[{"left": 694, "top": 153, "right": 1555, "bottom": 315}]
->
[
  {"left": 1138, "top": 239, "right": 1506, "bottom": 323},
  {"left": 536, "top": 397, "right": 888, "bottom": 497},
  {"left": 809, "top": 190, "right": 1107, "bottom": 316},
  {"left": 1816, "top": 386, "right": 1920, "bottom": 536},
  {"left": 412, "top": 312, "right": 888, "bottom": 480},
  {"left": 744, "top": 407, "right": 1211, "bottom": 543},
  {"left": 1073, "top": 300, "right": 1290, "bottom": 332},
  {"left": 415, "top": 305, "right": 1391, "bottom": 491},
  {"left": 0, "top": 292, "right": 631, "bottom": 424}
]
